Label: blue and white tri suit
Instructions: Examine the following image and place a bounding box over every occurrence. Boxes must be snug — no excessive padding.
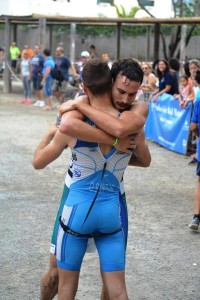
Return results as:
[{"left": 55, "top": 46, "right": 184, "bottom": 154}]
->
[{"left": 56, "top": 121, "right": 131, "bottom": 272}]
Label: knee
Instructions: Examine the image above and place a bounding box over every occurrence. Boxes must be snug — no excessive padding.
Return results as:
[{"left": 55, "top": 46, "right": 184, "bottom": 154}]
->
[{"left": 50, "top": 267, "right": 59, "bottom": 287}]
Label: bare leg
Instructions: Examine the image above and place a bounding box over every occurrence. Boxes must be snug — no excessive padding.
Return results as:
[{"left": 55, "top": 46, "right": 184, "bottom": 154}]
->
[
  {"left": 58, "top": 267, "right": 79, "bottom": 300},
  {"left": 101, "top": 270, "right": 128, "bottom": 300},
  {"left": 194, "top": 177, "right": 200, "bottom": 214},
  {"left": 101, "top": 285, "right": 110, "bottom": 300},
  {"left": 35, "top": 90, "right": 44, "bottom": 100},
  {"left": 100, "top": 270, "right": 110, "bottom": 300},
  {"left": 40, "top": 254, "right": 58, "bottom": 300}
]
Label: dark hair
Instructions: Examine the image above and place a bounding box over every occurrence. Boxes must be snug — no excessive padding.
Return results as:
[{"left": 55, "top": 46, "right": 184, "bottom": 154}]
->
[
  {"left": 180, "top": 74, "right": 189, "bottom": 81},
  {"left": 183, "top": 61, "right": 190, "bottom": 77},
  {"left": 156, "top": 59, "right": 169, "bottom": 79},
  {"left": 90, "top": 45, "right": 96, "bottom": 50},
  {"left": 111, "top": 58, "right": 143, "bottom": 84},
  {"left": 169, "top": 58, "right": 180, "bottom": 72},
  {"left": 195, "top": 70, "right": 200, "bottom": 85},
  {"left": 43, "top": 48, "right": 51, "bottom": 56},
  {"left": 82, "top": 59, "right": 112, "bottom": 95}
]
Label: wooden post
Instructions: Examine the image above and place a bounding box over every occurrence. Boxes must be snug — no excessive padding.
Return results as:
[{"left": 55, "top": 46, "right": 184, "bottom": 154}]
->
[
  {"left": 116, "top": 22, "right": 121, "bottom": 60},
  {"left": 38, "top": 18, "right": 46, "bottom": 51},
  {"left": 154, "top": 23, "right": 160, "bottom": 61},
  {"left": 146, "top": 26, "right": 151, "bottom": 61},
  {"left": 49, "top": 24, "right": 53, "bottom": 55},
  {"left": 3, "top": 18, "right": 11, "bottom": 93},
  {"left": 70, "top": 23, "right": 76, "bottom": 63}
]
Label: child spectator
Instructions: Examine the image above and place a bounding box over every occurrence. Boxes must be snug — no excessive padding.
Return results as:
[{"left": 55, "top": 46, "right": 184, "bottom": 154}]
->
[{"left": 174, "top": 74, "right": 194, "bottom": 109}]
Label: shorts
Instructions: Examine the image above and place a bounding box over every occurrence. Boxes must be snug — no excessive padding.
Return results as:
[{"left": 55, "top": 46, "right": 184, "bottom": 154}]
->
[
  {"left": 196, "top": 161, "right": 200, "bottom": 176},
  {"left": 44, "top": 78, "right": 54, "bottom": 97},
  {"left": 11, "top": 60, "right": 17, "bottom": 69},
  {"left": 52, "top": 80, "right": 69, "bottom": 93},
  {"left": 50, "top": 184, "right": 128, "bottom": 255},
  {"left": 32, "top": 75, "right": 43, "bottom": 91},
  {"left": 50, "top": 184, "right": 70, "bottom": 255},
  {"left": 56, "top": 196, "right": 126, "bottom": 272}
]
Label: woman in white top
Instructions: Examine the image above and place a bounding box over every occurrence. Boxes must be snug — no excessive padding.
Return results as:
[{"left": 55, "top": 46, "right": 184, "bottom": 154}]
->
[
  {"left": 140, "top": 62, "right": 157, "bottom": 101},
  {"left": 20, "top": 51, "right": 32, "bottom": 104}
]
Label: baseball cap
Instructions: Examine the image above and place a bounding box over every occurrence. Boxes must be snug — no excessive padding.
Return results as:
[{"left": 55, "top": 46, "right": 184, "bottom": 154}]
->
[{"left": 81, "top": 51, "right": 90, "bottom": 58}]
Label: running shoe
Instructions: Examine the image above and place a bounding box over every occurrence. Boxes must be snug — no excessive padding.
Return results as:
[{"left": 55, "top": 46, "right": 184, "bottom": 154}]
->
[{"left": 189, "top": 217, "right": 199, "bottom": 230}]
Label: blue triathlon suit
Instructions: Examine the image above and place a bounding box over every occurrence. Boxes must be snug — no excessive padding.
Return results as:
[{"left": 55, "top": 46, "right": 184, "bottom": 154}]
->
[
  {"left": 50, "top": 176, "right": 128, "bottom": 255},
  {"left": 191, "top": 97, "right": 200, "bottom": 174},
  {"left": 56, "top": 120, "right": 132, "bottom": 272}
]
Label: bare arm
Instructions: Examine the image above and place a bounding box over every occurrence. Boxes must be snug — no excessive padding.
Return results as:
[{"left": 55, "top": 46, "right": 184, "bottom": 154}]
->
[
  {"left": 32, "top": 124, "right": 73, "bottom": 169},
  {"left": 152, "top": 85, "right": 172, "bottom": 102},
  {"left": 59, "top": 110, "right": 135, "bottom": 153},
  {"left": 190, "top": 122, "right": 199, "bottom": 137},
  {"left": 60, "top": 100, "right": 148, "bottom": 139},
  {"left": 128, "top": 131, "right": 151, "bottom": 167}
]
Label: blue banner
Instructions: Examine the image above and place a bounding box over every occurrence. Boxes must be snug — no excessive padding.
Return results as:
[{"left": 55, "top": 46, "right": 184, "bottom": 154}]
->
[{"left": 145, "top": 93, "right": 193, "bottom": 154}]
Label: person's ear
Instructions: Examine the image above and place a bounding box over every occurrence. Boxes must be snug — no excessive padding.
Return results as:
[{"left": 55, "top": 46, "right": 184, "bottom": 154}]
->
[{"left": 83, "top": 84, "right": 88, "bottom": 93}]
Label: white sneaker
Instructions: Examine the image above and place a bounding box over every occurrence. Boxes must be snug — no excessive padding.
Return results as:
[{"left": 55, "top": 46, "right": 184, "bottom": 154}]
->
[
  {"left": 33, "top": 100, "right": 41, "bottom": 107},
  {"left": 38, "top": 101, "right": 45, "bottom": 107}
]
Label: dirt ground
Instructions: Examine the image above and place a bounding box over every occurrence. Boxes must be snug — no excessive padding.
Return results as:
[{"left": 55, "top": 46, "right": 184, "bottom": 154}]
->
[{"left": 0, "top": 82, "right": 200, "bottom": 300}]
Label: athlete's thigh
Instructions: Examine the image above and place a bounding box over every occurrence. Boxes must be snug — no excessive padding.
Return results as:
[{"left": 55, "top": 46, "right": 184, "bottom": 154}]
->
[
  {"left": 95, "top": 231, "right": 126, "bottom": 272},
  {"left": 119, "top": 192, "right": 128, "bottom": 248},
  {"left": 56, "top": 229, "right": 88, "bottom": 271},
  {"left": 51, "top": 184, "right": 70, "bottom": 255}
]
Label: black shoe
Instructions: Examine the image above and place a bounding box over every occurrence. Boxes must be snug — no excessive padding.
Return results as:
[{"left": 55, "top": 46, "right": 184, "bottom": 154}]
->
[{"left": 188, "top": 157, "right": 197, "bottom": 164}]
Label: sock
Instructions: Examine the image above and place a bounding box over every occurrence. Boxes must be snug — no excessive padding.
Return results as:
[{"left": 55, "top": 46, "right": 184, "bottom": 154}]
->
[{"left": 194, "top": 214, "right": 200, "bottom": 220}]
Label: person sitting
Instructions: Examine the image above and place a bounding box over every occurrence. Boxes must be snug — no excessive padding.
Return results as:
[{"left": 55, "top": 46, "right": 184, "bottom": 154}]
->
[{"left": 151, "top": 58, "right": 179, "bottom": 102}]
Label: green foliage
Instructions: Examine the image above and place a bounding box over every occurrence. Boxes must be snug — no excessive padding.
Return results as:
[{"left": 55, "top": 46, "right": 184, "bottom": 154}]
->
[
  {"left": 76, "top": 25, "right": 115, "bottom": 37},
  {"left": 114, "top": 4, "right": 140, "bottom": 18}
]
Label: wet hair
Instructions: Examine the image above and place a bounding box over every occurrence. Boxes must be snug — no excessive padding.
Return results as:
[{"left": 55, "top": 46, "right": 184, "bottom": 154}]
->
[
  {"left": 43, "top": 48, "right": 51, "bottom": 56},
  {"left": 111, "top": 58, "right": 143, "bottom": 84},
  {"left": 156, "top": 59, "right": 169, "bottom": 79},
  {"left": 169, "top": 58, "right": 180, "bottom": 72},
  {"left": 195, "top": 70, "right": 200, "bottom": 85},
  {"left": 82, "top": 59, "right": 112, "bottom": 95}
]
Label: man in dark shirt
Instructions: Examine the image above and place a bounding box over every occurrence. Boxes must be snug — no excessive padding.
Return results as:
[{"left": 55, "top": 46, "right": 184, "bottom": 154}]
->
[
  {"left": 30, "top": 44, "right": 45, "bottom": 107},
  {"left": 52, "top": 46, "right": 71, "bottom": 105}
]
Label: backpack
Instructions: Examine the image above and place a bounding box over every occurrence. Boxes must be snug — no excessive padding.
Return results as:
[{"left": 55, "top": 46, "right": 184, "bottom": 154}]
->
[{"left": 50, "top": 64, "right": 64, "bottom": 83}]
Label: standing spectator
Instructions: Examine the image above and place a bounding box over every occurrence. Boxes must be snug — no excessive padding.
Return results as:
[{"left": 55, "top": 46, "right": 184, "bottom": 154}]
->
[
  {"left": 188, "top": 59, "right": 200, "bottom": 96},
  {"left": 30, "top": 44, "right": 45, "bottom": 107},
  {"left": 21, "top": 44, "right": 33, "bottom": 59},
  {"left": 19, "top": 51, "right": 32, "bottom": 104},
  {"left": 151, "top": 58, "right": 179, "bottom": 102},
  {"left": 41, "top": 49, "right": 55, "bottom": 110},
  {"left": 9, "top": 41, "right": 20, "bottom": 74},
  {"left": 77, "top": 50, "right": 90, "bottom": 80},
  {"left": 0, "top": 46, "right": 5, "bottom": 74},
  {"left": 52, "top": 46, "right": 71, "bottom": 105},
  {"left": 189, "top": 70, "right": 200, "bottom": 230},
  {"left": 140, "top": 62, "right": 157, "bottom": 101},
  {"left": 89, "top": 44, "right": 98, "bottom": 59},
  {"left": 102, "top": 53, "right": 112, "bottom": 69},
  {"left": 188, "top": 59, "right": 200, "bottom": 164}
]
